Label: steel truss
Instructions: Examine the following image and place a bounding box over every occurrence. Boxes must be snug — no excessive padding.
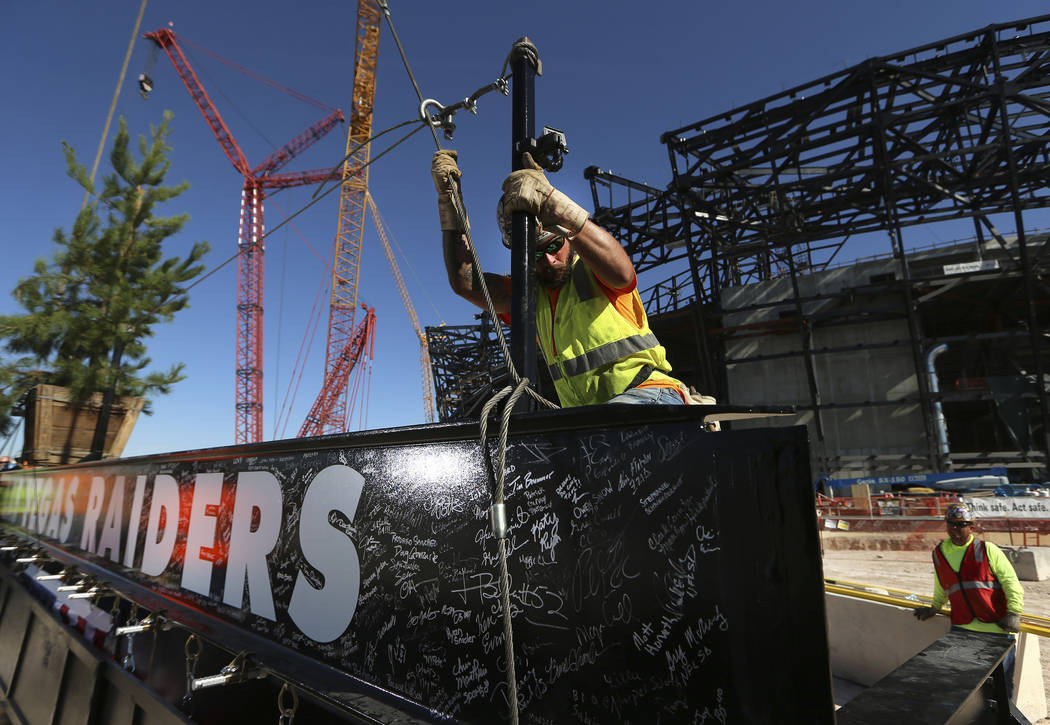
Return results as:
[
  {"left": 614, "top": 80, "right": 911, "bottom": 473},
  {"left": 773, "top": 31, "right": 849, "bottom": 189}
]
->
[
  {"left": 587, "top": 16, "right": 1050, "bottom": 479},
  {"left": 426, "top": 317, "right": 507, "bottom": 422}
]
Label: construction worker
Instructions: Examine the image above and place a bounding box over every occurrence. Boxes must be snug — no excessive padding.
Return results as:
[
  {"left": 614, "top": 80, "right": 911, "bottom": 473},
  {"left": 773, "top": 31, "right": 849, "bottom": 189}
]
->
[
  {"left": 432, "top": 149, "right": 701, "bottom": 408},
  {"left": 914, "top": 502, "right": 1023, "bottom": 693}
]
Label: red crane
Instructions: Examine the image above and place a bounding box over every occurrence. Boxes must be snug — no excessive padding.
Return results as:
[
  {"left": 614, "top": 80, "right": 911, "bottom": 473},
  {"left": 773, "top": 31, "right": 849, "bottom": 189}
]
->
[
  {"left": 298, "top": 305, "right": 376, "bottom": 437},
  {"left": 144, "top": 29, "right": 344, "bottom": 444}
]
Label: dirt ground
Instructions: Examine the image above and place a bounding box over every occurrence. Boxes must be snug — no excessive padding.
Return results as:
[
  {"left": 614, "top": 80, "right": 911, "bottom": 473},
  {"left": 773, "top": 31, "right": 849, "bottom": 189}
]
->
[{"left": 821, "top": 549, "right": 1050, "bottom": 723}]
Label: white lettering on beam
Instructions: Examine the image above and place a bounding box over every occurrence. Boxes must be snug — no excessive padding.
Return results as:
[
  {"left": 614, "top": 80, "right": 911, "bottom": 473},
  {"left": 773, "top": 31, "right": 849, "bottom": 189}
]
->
[
  {"left": 60, "top": 477, "right": 78, "bottom": 543},
  {"left": 182, "top": 473, "right": 223, "bottom": 597},
  {"left": 80, "top": 477, "right": 107, "bottom": 553},
  {"left": 223, "top": 471, "right": 282, "bottom": 621},
  {"left": 141, "top": 474, "right": 180, "bottom": 576},
  {"left": 124, "top": 476, "right": 147, "bottom": 567},
  {"left": 97, "top": 476, "right": 126, "bottom": 563},
  {"left": 288, "top": 464, "right": 364, "bottom": 642}
]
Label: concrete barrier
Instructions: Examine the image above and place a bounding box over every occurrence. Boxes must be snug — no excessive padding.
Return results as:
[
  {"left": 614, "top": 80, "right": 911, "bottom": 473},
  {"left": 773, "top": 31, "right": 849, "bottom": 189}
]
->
[
  {"left": 1001, "top": 545, "right": 1050, "bottom": 582},
  {"left": 825, "top": 593, "right": 1047, "bottom": 723},
  {"left": 825, "top": 592, "right": 948, "bottom": 687},
  {"left": 1014, "top": 632, "right": 1048, "bottom": 722}
]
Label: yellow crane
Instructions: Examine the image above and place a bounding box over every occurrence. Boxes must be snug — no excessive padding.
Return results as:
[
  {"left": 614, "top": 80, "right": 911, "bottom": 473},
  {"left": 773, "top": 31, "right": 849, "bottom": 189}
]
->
[
  {"left": 366, "top": 194, "right": 437, "bottom": 423},
  {"left": 305, "top": 0, "right": 437, "bottom": 429},
  {"left": 308, "top": 0, "right": 381, "bottom": 434}
]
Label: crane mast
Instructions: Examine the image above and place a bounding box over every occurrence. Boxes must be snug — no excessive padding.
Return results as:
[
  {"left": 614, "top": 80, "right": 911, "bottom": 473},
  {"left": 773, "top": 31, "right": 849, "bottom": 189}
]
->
[
  {"left": 144, "top": 29, "right": 343, "bottom": 445},
  {"left": 315, "top": 0, "right": 382, "bottom": 435}
]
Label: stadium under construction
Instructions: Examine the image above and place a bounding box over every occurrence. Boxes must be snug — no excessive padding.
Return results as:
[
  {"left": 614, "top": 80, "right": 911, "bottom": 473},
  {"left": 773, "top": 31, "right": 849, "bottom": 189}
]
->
[{"left": 428, "top": 17, "right": 1050, "bottom": 485}]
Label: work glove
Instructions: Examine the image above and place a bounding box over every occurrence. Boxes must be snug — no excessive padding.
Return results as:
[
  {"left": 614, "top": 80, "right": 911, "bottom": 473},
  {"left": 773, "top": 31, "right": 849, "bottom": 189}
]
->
[
  {"left": 501, "top": 152, "right": 589, "bottom": 235},
  {"left": 431, "top": 150, "right": 466, "bottom": 231},
  {"left": 684, "top": 386, "right": 720, "bottom": 432},
  {"left": 997, "top": 612, "right": 1021, "bottom": 633},
  {"left": 913, "top": 606, "right": 938, "bottom": 621}
]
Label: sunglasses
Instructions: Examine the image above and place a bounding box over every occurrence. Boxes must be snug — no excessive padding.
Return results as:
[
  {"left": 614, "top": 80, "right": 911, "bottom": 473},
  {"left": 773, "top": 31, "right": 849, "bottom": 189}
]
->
[
  {"left": 947, "top": 521, "right": 972, "bottom": 528},
  {"left": 534, "top": 236, "right": 566, "bottom": 261}
]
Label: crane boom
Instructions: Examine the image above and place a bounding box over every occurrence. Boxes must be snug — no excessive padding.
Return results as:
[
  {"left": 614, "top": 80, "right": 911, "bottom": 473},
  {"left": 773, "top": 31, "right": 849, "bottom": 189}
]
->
[
  {"left": 144, "top": 29, "right": 250, "bottom": 174},
  {"left": 366, "top": 194, "right": 436, "bottom": 423},
  {"left": 298, "top": 306, "right": 376, "bottom": 438},
  {"left": 315, "top": 0, "right": 382, "bottom": 435},
  {"left": 252, "top": 110, "right": 345, "bottom": 177},
  {"left": 145, "top": 28, "right": 344, "bottom": 444}
]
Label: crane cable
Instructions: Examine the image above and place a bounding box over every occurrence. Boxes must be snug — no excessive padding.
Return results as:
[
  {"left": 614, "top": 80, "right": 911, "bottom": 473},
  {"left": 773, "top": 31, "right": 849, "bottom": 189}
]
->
[
  {"left": 81, "top": 0, "right": 149, "bottom": 212},
  {"left": 173, "top": 31, "right": 337, "bottom": 113},
  {"left": 265, "top": 118, "right": 427, "bottom": 240},
  {"left": 376, "top": 3, "right": 557, "bottom": 411},
  {"left": 376, "top": 5, "right": 561, "bottom": 724}
]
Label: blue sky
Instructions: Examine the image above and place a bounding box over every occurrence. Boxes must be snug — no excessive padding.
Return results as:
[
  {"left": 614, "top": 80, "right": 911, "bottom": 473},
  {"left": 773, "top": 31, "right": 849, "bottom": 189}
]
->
[{"left": 3, "top": 1, "right": 1048, "bottom": 458}]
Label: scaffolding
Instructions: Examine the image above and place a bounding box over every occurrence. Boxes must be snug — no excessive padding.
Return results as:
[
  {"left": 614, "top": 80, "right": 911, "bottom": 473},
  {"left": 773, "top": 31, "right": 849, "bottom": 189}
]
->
[{"left": 426, "top": 316, "right": 507, "bottom": 422}]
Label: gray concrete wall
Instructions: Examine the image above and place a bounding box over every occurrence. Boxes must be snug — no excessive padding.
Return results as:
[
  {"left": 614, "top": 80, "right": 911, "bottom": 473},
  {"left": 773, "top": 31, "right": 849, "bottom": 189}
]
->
[
  {"left": 721, "top": 257, "right": 927, "bottom": 478},
  {"left": 825, "top": 592, "right": 948, "bottom": 687}
]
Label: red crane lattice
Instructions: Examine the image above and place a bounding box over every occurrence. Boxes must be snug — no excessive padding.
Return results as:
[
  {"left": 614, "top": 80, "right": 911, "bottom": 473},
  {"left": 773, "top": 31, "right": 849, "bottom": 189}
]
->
[
  {"left": 145, "top": 29, "right": 344, "bottom": 444},
  {"left": 298, "top": 305, "right": 376, "bottom": 438}
]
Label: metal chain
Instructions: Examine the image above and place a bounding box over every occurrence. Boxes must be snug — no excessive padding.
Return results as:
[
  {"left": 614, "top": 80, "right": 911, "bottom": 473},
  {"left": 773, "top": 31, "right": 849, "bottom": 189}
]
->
[
  {"left": 121, "top": 603, "right": 140, "bottom": 673},
  {"left": 277, "top": 683, "right": 299, "bottom": 725},
  {"left": 182, "top": 634, "right": 201, "bottom": 710}
]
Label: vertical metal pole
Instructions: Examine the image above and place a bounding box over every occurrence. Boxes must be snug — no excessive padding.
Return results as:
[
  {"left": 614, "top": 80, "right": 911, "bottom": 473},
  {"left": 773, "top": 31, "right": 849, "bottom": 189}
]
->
[
  {"left": 995, "top": 77, "right": 1050, "bottom": 470},
  {"left": 785, "top": 244, "right": 827, "bottom": 453},
  {"left": 665, "top": 139, "right": 726, "bottom": 401},
  {"left": 509, "top": 38, "right": 539, "bottom": 409},
  {"left": 870, "top": 88, "right": 941, "bottom": 472}
]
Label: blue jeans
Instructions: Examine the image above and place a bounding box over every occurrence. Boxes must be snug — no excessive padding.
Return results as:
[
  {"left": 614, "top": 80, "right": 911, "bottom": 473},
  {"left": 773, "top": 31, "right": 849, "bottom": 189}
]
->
[{"left": 607, "top": 386, "right": 686, "bottom": 405}]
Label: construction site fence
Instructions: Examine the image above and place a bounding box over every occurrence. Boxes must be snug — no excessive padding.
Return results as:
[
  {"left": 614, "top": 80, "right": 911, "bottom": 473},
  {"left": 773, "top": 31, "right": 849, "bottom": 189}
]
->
[{"left": 817, "top": 492, "right": 961, "bottom": 519}]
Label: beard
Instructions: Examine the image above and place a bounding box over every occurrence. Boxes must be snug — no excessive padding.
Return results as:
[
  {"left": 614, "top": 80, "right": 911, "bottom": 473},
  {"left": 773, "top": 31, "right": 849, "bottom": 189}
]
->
[{"left": 536, "top": 262, "right": 571, "bottom": 288}]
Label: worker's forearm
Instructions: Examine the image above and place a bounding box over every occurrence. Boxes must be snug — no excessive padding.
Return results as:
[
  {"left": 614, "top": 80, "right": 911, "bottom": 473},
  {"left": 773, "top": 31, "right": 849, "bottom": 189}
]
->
[
  {"left": 931, "top": 577, "right": 946, "bottom": 610},
  {"left": 568, "top": 220, "right": 635, "bottom": 289},
  {"left": 988, "top": 544, "right": 1025, "bottom": 613},
  {"left": 442, "top": 230, "right": 510, "bottom": 314},
  {"left": 442, "top": 229, "right": 475, "bottom": 294}
]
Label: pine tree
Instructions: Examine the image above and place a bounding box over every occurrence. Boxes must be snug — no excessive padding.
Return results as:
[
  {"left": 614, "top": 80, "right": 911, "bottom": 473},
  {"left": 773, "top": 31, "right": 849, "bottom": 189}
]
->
[{"left": 0, "top": 111, "right": 210, "bottom": 437}]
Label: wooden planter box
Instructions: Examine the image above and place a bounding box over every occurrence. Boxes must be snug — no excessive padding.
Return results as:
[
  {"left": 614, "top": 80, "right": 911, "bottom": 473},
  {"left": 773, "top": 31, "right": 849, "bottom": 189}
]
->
[{"left": 21, "top": 384, "right": 145, "bottom": 465}]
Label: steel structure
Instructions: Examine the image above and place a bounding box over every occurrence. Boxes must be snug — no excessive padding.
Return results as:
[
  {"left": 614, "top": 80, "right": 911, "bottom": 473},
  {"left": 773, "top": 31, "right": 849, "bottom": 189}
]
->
[
  {"left": 426, "top": 317, "right": 507, "bottom": 422},
  {"left": 581, "top": 16, "right": 1050, "bottom": 479},
  {"left": 426, "top": 314, "right": 559, "bottom": 422},
  {"left": 366, "top": 194, "right": 436, "bottom": 423},
  {"left": 145, "top": 29, "right": 344, "bottom": 445},
  {"left": 314, "top": 0, "right": 382, "bottom": 435}
]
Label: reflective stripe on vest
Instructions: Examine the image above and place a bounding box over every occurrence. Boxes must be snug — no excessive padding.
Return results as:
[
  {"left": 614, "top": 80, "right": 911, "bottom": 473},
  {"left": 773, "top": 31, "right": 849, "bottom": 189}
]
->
[
  {"left": 572, "top": 261, "right": 596, "bottom": 302},
  {"left": 943, "top": 580, "right": 1000, "bottom": 597},
  {"left": 547, "top": 332, "right": 661, "bottom": 380}
]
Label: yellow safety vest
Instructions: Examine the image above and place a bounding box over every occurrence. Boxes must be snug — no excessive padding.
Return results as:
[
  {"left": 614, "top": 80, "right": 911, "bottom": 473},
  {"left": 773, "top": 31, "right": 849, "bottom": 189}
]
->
[{"left": 536, "top": 258, "right": 678, "bottom": 407}]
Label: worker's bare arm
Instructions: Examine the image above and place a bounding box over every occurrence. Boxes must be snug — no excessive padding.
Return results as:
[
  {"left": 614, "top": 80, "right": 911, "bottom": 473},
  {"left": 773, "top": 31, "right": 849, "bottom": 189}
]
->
[
  {"left": 567, "top": 221, "right": 635, "bottom": 290},
  {"left": 442, "top": 230, "right": 510, "bottom": 315}
]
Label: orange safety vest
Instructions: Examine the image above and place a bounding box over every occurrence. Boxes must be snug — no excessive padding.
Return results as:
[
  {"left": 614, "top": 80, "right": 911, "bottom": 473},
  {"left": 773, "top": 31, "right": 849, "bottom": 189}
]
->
[{"left": 932, "top": 538, "right": 1008, "bottom": 625}]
